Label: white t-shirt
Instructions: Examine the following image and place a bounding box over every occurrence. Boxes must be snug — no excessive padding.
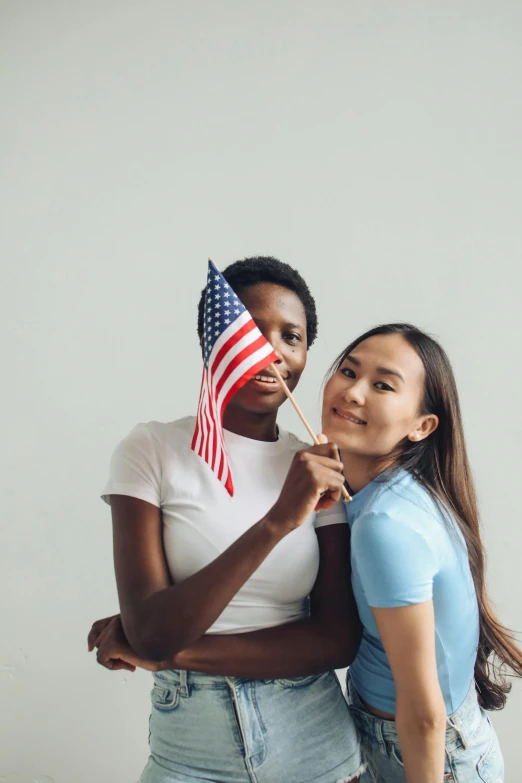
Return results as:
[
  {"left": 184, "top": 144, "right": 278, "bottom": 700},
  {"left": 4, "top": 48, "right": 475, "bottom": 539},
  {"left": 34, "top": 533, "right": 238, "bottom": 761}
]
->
[{"left": 101, "top": 416, "right": 338, "bottom": 634}]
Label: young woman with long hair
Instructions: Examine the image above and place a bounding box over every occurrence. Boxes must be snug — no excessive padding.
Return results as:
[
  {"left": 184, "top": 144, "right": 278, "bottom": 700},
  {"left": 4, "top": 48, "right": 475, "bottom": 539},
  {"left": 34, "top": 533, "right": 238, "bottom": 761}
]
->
[{"left": 320, "top": 323, "right": 521, "bottom": 782}]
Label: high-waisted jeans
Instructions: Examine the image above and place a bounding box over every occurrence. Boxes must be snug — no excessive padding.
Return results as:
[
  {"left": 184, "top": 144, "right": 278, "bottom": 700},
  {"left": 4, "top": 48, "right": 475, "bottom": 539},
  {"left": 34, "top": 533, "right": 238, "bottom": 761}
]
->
[
  {"left": 140, "top": 668, "right": 364, "bottom": 783},
  {"left": 346, "top": 673, "right": 504, "bottom": 782}
]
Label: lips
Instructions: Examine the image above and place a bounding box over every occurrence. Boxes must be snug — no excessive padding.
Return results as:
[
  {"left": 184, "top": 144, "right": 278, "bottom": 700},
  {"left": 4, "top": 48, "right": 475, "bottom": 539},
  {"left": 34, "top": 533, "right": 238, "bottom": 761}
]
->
[
  {"left": 333, "top": 408, "right": 367, "bottom": 425},
  {"left": 246, "top": 372, "right": 289, "bottom": 393}
]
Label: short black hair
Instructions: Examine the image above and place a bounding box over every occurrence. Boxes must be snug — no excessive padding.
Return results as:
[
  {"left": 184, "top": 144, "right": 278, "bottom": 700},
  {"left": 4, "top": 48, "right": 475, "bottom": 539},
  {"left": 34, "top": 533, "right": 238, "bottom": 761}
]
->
[{"left": 197, "top": 256, "right": 318, "bottom": 348}]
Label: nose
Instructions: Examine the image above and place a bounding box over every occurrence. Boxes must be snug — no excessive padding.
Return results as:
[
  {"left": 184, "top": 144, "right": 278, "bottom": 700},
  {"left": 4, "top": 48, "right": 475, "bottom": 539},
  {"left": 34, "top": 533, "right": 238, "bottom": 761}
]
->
[
  {"left": 267, "top": 335, "right": 284, "bottom": 364},
  {"left": 342, "top": 377, "right": 365, "bottom": 406}
]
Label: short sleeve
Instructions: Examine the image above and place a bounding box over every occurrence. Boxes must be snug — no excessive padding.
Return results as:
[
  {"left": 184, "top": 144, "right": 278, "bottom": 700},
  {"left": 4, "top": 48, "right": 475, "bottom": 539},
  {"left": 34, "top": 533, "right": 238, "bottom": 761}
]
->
[
  {"left": 352, "top": 512, "right": 437, "bottom": 607},
  {"left": 101, "top": 424, "right": 162, "bottom": 508},
  {"left": 314, "top": 499, "right": 348, "bottom": 529}
]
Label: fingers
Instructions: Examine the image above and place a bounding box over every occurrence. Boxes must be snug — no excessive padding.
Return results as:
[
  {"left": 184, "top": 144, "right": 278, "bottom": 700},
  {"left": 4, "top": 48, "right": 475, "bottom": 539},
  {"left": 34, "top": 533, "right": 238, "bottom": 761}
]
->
[
  {"left": 96, "top": 642, "right": 135, "bottom": 671},
  {"left": 296, "top": 451, "right": 344, "bottom": 474},
  {"left": 88, "top": 621, "right": 103, "bottom": 651},
  {"left": 105, "top": 659, "right": 136, "bottom": 672},
  {"left": 97, "top": 651, "right": 136, "bottom": 672},
  {"left": 315, "top": 486, "right": 343, "bottom": 511},
  {"left": 301, "top": 441, "right": 342, "bottom": 463},
  {"left": 95, "top": 619, "right": 139, "bottom": 673},
  {"left": 87, "top": 615, "right": 117, "bottom": 651},
  {"left": 92, "top": 623, "right": 113, "bottom": 651},
  {"left": 88, "top": 624, "right": 106, "bottom": 652}
]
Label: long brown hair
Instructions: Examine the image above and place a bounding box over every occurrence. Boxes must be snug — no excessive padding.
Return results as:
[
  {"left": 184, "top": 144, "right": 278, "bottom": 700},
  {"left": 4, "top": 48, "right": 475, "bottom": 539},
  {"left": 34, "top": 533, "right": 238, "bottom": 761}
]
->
[{"left": 329, "top": 323, "right": 522, "bottom": 710}]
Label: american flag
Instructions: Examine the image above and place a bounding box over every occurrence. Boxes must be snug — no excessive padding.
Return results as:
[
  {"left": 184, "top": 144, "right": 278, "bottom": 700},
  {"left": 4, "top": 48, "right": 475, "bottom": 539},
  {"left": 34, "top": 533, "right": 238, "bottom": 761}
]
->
[{"left": 191, "top": 259, "right": 279, "bottom": 495}]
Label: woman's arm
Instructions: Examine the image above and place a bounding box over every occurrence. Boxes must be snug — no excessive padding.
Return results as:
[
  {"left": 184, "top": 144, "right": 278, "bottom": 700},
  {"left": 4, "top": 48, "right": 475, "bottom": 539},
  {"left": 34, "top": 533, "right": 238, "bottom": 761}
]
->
[
  {"left": 372, "top": 600, "right": 446, "bottom": 783},
  {"left": 167, "top": 523, "right": 362, "bottom": 677},
  {"left": 110, "top": 443, "right": 346, "bottom": 662},
  {"left": 94, "top": 524, "right": 362, "bottom": 677}
]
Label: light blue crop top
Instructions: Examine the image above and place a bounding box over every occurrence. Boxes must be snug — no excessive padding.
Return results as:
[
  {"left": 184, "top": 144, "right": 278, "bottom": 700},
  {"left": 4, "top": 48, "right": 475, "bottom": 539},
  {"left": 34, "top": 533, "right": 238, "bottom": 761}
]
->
[{"left": 340, "top": 469, "right": 479, "bottom": 714}]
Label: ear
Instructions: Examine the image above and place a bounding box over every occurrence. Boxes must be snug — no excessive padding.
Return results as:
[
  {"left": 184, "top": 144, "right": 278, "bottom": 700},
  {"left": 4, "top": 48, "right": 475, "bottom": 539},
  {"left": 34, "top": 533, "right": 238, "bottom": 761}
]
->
[{"left": 407, "top": 414, "right": 439, "bottom": 443}]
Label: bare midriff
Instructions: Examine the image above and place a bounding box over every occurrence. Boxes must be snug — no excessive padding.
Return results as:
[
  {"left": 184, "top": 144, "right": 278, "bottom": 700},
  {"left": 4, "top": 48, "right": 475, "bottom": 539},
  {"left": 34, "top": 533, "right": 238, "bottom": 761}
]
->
[{"left": 360, "top": 696, "right": 395, "bottom": 721}]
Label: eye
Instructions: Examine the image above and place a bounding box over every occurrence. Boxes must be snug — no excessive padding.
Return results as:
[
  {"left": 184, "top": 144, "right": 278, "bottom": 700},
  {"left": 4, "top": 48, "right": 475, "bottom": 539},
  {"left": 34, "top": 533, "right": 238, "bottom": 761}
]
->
[
  {"left": 340, "top": 367, "right": 356, "bottom": 378},
  {"left": 283, "top": 332, "right": 301, "bottom": 343},
  {"left": 375, "top": 381, "right": 395, "bottom": 392}
]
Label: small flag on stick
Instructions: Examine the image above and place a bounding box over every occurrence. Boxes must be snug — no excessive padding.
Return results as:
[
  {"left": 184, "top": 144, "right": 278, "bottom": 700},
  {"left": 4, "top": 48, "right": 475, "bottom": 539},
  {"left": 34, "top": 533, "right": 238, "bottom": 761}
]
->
[{"left": 191, "top": 259, "right": 279, "bottom": 495}]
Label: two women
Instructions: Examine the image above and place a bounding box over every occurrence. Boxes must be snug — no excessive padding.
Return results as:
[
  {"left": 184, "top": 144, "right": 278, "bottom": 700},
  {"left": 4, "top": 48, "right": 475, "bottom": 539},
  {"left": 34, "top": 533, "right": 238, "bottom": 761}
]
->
[{"left": 91, "top": 258, "right": 521, "bottom": 781}]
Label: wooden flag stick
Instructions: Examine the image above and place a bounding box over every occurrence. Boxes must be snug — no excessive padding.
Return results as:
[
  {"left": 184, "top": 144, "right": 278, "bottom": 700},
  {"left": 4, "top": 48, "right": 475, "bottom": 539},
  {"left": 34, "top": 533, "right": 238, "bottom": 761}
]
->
[{"left": 269, "top": 363, "right": 352, "bottom": 502}]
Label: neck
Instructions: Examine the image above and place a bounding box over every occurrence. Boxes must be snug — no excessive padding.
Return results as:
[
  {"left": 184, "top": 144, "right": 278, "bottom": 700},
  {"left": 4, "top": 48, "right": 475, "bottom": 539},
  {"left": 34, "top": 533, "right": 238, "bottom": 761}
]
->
[
  {"left": 340, "top": 452, "right": 395, "bottom": 494},
  {"left": 222, "top": 407, "right": 279, "bottom": 442}
]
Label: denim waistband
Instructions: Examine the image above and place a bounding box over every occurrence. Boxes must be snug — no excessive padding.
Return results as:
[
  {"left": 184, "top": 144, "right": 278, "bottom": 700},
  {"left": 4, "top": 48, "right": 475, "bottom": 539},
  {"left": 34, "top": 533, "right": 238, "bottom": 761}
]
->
[
  {"left": 153, "top": 669, "right": 257, "bottom": 694},
  {"left": 153, "top": 669, "right": 321, "bottom": 696},
  {"left": 346, "top": 673, "right": 482, "bottom": 754}
]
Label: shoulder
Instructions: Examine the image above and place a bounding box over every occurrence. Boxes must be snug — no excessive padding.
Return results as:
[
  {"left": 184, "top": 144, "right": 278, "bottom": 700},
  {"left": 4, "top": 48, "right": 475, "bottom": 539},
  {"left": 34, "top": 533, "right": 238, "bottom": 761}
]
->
[
  {"left": 352, "top": 507, "right": 438, "bottom": 575},
  {"left": 366, "top": 470, "right": 431, "bottom": 513},
  {"left": 108, "top": 417, "right": 198, "bottom": 474},
  {"left": 119, "top": 416, "right": 196, "bottom": 450},
  {"left": 363, "top": 472, "right": 451, "bottom": 551},
  {"left": 103, "top": 417, "right": 199, "bottom": 506},
  {"left": 352, "top": 511, "right": 439, "bottom": 607},
  {"left": 352, "top": 510, "right": 399, "bottom": 550}
]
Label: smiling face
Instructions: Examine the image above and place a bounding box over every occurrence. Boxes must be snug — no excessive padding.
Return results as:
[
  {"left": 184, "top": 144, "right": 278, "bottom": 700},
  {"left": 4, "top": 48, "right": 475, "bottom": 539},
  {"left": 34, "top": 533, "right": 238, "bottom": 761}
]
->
[
  {"left": 322, "top": 333, "right": 438, "bottom": 466},
  {"left": 225, "top": 282, "right": 308, "bottom": 418}
]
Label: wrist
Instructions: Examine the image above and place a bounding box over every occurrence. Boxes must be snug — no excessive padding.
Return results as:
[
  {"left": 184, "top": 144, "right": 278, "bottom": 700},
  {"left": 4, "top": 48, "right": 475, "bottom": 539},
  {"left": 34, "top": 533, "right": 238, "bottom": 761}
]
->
[
  {"left": 260, "top": 514, "right": 293, "bottom": 540},
  {"left": 171, "top": 647, "right": 191, "bottom": 671},
  {"left": 153, "top": 656, "right": 173, "bottom": 672}
]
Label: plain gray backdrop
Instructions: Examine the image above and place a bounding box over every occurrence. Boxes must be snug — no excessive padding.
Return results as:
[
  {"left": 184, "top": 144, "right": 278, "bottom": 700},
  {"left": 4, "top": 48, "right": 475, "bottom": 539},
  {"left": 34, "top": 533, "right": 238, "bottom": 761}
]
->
[{"left": 2, "top": 1, "right": 521, "bottom": 781}]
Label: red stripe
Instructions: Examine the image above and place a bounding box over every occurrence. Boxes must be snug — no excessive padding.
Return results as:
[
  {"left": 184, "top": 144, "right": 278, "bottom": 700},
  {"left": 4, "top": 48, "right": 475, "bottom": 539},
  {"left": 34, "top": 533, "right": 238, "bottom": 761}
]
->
[
  {"left": 220, "top": 351, "right": 279, "bottom": 413},
  {"left": 215, "top": 401, "right": 227, "bottom": 478},
  {"left": 209, "top": 387, "right": 220, "bottom": 472},
  {"left": 195, "top": 393, "right": 207, "bottom": 455},
  {"left": 214, "top": 334, "right": 269, "bottom": 400},
  {"left": 196, "top": 372, "right": 206, "bottom": 457},
  {"left": 205, "top": 397, "right": 214, "bottom": 468},
  {"left": 216, "top": 449, "right": 224, "bottom": 482},
  {"left": 224, "top": 468, "right": 234, "bottom": 496},
  {"left": 202, "top": 380, "right": 213, "bottom": 464},
  {"left": 191, "top": 315, "right": 278, "bottom": 498},
  {"left": 210, "top": 388, "right": 221, "bottom": 472},
  {"left": 210, "top": 319, "right": 257, "bottom": 377}
]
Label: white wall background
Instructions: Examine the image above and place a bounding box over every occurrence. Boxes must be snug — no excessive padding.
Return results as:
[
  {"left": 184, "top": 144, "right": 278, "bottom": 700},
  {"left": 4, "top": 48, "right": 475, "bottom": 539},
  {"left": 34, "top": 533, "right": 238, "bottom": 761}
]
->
[{"left": 2, "top": 1, "right": 521, "bottom": 781}]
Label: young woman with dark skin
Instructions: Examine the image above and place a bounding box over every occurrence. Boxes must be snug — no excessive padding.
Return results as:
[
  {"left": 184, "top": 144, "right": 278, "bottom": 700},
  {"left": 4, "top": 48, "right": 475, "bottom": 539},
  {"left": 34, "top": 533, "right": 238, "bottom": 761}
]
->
[{"left": 89, "top": 257, "right": 363, "bottom": 783}]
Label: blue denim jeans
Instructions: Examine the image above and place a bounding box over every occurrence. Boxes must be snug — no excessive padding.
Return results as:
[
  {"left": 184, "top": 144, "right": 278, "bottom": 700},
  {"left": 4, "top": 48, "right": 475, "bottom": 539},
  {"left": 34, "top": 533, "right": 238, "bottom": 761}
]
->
[
  {"left": 346, "top": 673, "right": 504, "bottom": 782},
  {"left": 140, "top": 669, "right": 363, "bottom": 783}
]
